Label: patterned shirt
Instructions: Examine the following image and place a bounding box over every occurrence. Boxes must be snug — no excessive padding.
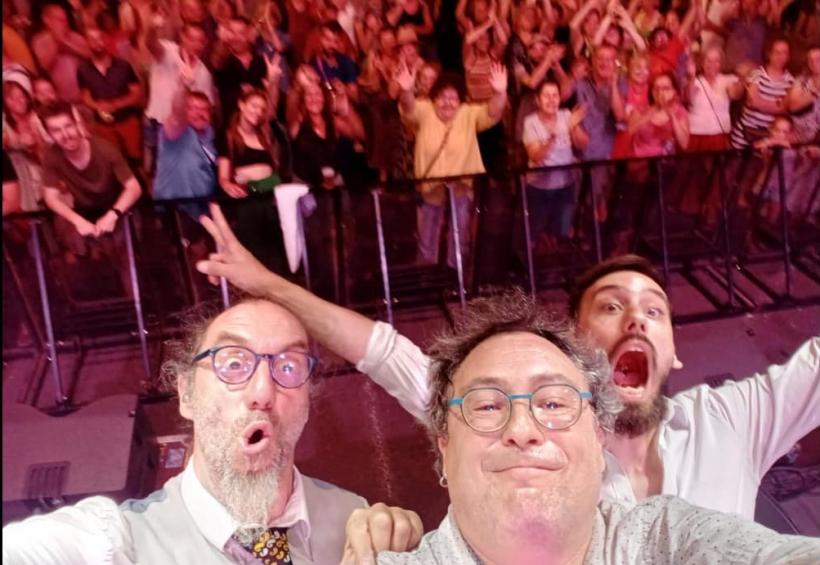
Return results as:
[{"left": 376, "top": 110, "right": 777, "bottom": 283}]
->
[
  {"left": 378, "top": 497, "right": 820, "bottom": 564},
  {"left": 731, "top": 66, "right": 794, "bottom": 148}
]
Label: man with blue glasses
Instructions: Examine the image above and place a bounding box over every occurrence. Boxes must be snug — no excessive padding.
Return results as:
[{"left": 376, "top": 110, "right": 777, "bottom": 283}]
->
[
  {"left": 376, "top": 290, "right": 819, "bottom": 563},
  {"left": 3, "top": 299, "right": 385, "bottom": 564}
]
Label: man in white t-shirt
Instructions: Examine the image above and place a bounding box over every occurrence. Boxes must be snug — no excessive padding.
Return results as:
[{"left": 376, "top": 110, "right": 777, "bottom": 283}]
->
[{"left": 144, "top": 17, "right": 215, "bottom": 174}]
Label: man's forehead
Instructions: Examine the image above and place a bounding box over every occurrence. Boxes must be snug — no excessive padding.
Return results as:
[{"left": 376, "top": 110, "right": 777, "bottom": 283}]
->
[
  {"left": 202, "top": 302, "right": 308, "bottom": 348},
  {"left": 454, "top": 332, "right": 585, "bottom": 389},
  {"left": 583, "top": 270, "right": 668, "bottom": 302}
]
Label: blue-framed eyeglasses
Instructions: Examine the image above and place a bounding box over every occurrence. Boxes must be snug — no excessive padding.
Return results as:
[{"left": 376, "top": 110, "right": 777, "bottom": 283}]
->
[
  {"left": 448, "top": 384, "right": 593, "bottom": 433},
  {"left": 192, "top": 345, "right": 318, "bottom": 388}
]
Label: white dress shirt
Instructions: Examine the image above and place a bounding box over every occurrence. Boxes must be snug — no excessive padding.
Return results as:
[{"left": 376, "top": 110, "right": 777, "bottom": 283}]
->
[
  {"left": 357, "top": 322, "right": 820, "bottom": 518},
  {"left": 2, "top": 462, "right": 367, "bottom": 564}
]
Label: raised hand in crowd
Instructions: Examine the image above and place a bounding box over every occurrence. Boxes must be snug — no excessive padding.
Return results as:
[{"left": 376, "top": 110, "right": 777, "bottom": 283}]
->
[
  {"left": 395, "top": 61, "right": 418, "bottom": 93},
  {"left": 488, "top": 61, "right": 508, "bottom": 93}
]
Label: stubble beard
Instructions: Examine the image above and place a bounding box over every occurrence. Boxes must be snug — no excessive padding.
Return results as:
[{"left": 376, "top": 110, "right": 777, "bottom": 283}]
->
[{"left": 614, "top": 392, "right": 667, "bottom": 438}]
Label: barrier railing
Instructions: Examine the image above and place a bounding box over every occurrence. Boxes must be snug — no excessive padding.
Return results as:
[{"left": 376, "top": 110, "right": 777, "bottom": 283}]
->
[{"left": 3, "top": 145, "right": 819, "bottom": 409}]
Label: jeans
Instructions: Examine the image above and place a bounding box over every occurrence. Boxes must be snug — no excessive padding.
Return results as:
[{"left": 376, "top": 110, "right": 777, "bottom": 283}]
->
[
  {"left": 416, "top": 184, "right": 474, "bottom": 269},
  {"left": 526, "top": 184, "right": 575, "bottom": 239}
]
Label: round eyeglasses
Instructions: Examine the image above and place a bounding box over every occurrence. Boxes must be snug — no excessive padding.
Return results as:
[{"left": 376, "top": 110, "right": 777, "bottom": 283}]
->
[
  {"left": 448, "top": 384, "right": 593, "bottom": 433},
  {"left": 192, "top": 345, "right": 318, "bottom": 388}
]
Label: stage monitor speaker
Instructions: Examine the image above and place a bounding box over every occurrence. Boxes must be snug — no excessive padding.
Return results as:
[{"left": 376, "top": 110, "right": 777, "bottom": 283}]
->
[{"left": 2, "top": 394, "right": 138, "bottom": 525}]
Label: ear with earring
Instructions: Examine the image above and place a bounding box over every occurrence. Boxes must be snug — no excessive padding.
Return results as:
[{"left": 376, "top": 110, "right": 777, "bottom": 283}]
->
[
  {"left": 438, "top": 474, "right": 448, "bottom": 488},
  {"left": 182, "top": 392, "right": 191, "bottom": 403}
]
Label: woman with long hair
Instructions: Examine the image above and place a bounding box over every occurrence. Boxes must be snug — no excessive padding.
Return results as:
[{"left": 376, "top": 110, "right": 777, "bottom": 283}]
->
[
  {"left": 289, "top": 78, "right": 364, "bottom": 188},
  {"left": 216, "top": 87, "right": 287, "bottom": 273},
  {"left": 2, "top": 79, "right": 47, "bottom": 212}
]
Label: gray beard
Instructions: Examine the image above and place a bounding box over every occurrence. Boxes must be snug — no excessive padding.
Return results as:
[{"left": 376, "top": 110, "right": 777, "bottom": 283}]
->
[
  {"left": 614, "top": 393, "right": 667, "bottom": 438},
  {"left": 191, "top": 399, "right": 287, "bottom": 543}
]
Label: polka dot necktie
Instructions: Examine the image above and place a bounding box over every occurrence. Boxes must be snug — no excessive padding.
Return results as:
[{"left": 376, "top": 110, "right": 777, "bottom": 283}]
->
[{"left": 236, "top": 527, "right": 292, "bottom": 564}]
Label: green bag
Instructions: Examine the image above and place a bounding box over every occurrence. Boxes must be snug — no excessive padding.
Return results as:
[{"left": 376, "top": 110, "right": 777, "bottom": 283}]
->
[{"left": 246, "top": 173, "right": 282, "bottom": 195}]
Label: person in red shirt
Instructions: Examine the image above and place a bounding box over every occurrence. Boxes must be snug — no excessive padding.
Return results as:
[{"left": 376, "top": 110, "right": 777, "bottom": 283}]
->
[{"left": 647, "top": 2, "right": 699, "bottom": 78}]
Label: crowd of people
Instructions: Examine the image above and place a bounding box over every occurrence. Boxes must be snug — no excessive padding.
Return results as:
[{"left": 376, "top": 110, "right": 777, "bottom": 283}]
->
[{"left": 1, "top": 0, "right": 819, "bottom": 269}]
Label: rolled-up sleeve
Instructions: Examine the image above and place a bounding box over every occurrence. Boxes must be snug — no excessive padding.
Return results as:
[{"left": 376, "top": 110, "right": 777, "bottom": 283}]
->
[{"left": 356, "top": 322, "right": 432, "bottom": 422}]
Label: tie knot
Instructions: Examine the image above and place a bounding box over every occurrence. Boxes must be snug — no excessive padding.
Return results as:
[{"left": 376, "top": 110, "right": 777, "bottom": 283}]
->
[{"left": 234, "top": 527, "right": 291, "bottom": 564}]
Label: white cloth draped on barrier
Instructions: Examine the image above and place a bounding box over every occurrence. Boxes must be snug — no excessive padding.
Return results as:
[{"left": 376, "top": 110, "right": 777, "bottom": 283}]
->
[{"left": 274, "top": 183, "right": 310, "bottom": 273}]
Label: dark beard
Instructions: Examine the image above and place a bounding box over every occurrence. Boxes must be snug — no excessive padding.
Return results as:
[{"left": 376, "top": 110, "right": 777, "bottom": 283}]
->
[{"left": 614, "top": 394, "right": 667, "bottom": 438}]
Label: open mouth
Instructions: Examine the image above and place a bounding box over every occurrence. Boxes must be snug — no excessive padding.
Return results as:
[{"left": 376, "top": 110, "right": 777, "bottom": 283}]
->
[
  {"left": 612, "top": 350, "right": 649, "bottom": 395},
  {"left": 241, "top": 421, "right": 273, "bottom": 455}
]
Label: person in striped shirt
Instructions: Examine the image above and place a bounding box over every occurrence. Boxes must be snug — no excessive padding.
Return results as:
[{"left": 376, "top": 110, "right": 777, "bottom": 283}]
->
[{"left": 730, "top": 37, "right": 794, "bottom": 149}]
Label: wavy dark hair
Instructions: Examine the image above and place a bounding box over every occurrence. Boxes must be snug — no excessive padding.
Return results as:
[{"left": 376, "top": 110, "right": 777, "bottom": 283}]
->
[{"left": 225, "top": 88, "right": 280, "bottom": 171}]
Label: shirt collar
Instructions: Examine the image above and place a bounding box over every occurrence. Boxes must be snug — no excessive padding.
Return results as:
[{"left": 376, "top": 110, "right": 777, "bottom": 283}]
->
[{"left": 180, "top": 458, "right": 312, "bottom": 553}]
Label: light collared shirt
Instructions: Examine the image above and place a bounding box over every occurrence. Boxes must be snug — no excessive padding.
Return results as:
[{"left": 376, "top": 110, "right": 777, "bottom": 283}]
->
[
  {"left": 145, "top": 40, "right": 215, "bottom": 123},
  {"left": 357, "top": 322, "right": 820, "bottom": 519},
  {"left": 2, "top": 462, "right": 366, "bottom": 564},
  {"left": 181, "top": 459, "right": 314, "bottom": 563},
  {"left": 378, "top": 497, "right": 820, "bottom": 564}
]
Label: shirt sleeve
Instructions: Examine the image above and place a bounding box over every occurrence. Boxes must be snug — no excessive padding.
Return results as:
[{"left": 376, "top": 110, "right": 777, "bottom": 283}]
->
[
  {"left": 630, "top": 496, "right": 820, "bottom": 564},
  {"left": 355, "top": 322, "right": 432, "bottom": 422},
  {"left": 703, "top": 336, "right": 820, "bottom": 476},
  {"left": 468, "top": 102, "right": 500, "bottom": 132},
  {"left": 1, "top": 496, "right": 135, "bottom": 565},
  {"left": 521, "top": 114, "right": 539, "bottom": 145},
  {"left": 100, "top": 141, "right": 135, "bottom": 184},
  {"left": 400, "top": 98, "right": 432, "bottom": 127}
]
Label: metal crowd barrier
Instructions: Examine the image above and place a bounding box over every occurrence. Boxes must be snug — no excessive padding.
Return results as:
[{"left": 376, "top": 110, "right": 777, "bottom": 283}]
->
[{"left": 3, "top": 145, "right": 819, "bottom": 409}]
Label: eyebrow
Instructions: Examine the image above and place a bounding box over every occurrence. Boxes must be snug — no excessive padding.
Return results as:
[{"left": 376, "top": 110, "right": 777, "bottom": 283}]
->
[
  {"left": 591, "top": 284, "right": 670, "bottom": 306},
  {"left": 207, "top": 332, "right": 310, "bottom": 353},
  {"left": 461, "top": 373, "right": 576, "bottom": 392}
]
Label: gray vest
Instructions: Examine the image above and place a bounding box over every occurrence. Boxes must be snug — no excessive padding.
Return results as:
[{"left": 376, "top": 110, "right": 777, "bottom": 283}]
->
[{"left": 121, "top": 474, "right": 366, "bottom": 564}]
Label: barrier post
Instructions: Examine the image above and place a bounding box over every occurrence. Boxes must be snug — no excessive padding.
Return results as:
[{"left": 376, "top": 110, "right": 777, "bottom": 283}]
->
[
  {"left": 716, "top": 154, "right": 736, "bottom": 308},
  {"left": 775, "top": 148, "right": 793, "bottom": 298},
  {"left": 123, "top": 214, "right": 151, "bottom": 380},
  {"left": 518, "top": 175, "right": 536, "bottom": 297},
  {"left": 654, "top": 159, "right": 670, "bottom": 285},
  {"left": 447, "top": 184, "right": 467, "bottom": 308},
  {"left": 371, "top": 189, "right": 394, "bottom": 325},
  {"left": 30, "top": 220, "right": 68, "bottom": 406}
]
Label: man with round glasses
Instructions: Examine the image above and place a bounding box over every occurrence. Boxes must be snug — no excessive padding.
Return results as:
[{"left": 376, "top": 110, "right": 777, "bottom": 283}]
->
[
  {"left": 376, "top": 290, "right": 819, "bottom": 563},
  {"left": 194, "top": 203, "right": 818, "bottom": 560},
  {"left": 3, "top": 299, "right": 383, "bottom": 563}
]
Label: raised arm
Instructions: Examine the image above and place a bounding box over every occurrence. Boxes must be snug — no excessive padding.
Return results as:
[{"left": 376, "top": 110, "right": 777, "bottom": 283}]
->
[
  {"left": 395, "top": 62, "right": 417, "bottom": 117},
  {"left": 569, "top": 105, "right": 590, "bottom": 150},
  {"left": 196, "top": 203, "right": 433, "bottom": 418},
  {"left": 487, "top": 62, "right": 508, "bottom": 121},
  {"left": 455, "top": 0, "right": 473, "bottom": 33},
  {"left": 145, "top": 13, "right": 167, "bottom": 60},
  {"left": 197, "top": 204, "right": 377, "bottom": 363},
  {"left": 614, "top": 3, "right": 648, "bottom": 50},
  {"left": 710, "top": 337, "right": 820, "bottom": 475}
]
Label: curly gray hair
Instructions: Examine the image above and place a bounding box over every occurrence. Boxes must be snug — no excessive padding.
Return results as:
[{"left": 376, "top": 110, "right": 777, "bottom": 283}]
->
[{"left": 426, "top": 288, "right": 622, "bottom": 443}]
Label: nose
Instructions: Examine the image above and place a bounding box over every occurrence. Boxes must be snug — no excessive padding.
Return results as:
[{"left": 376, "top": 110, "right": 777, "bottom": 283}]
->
[
  {"left": 242, "top": 358, "right": 278, "bottom": 411},
  {"left": 623, "top": 304, "right": 648, "bottom": 335},
  {"left": 500, "top": 400, "right": 545, "bottom": 448}
]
